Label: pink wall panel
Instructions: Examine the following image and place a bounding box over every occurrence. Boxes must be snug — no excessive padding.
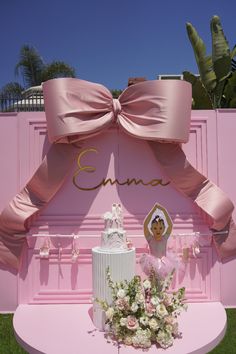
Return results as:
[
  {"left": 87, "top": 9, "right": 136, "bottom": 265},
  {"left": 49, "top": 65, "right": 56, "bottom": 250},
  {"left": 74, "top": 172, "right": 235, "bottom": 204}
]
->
[
  {"left": 216, "top": 109, "right": 236, "bottom": 307},
  {"left": 1, "top": 109, "right": 236, "bottom": 311},
  {"left": 0, "top": 113, "right": 20, "bottom": 207},
  {"left": 0, "top": 113, "right": 20, "bottom": 312}
]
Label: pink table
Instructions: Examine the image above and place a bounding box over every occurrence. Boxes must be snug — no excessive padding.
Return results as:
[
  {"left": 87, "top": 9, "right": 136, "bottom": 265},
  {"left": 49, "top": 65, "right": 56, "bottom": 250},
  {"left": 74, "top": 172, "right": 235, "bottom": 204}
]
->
[{"left": 13, "top": 302, "right": 226, "bottom": 354}]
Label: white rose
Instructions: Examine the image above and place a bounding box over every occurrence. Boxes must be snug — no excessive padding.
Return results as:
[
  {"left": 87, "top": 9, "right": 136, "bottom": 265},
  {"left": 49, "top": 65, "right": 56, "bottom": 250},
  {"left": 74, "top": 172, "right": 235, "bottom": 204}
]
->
[
  {"left": 156, "top": 329, "right": 165, "bottom": 342},
  {"left": 132, "top": 330, "right": 143, "bottom": 347},
  {"left": 120, "top": 317, "right": 127, "bottom": 326},
  {"left": 143, "top": 279, "right": 151, "bottom": 290},
  {"left": 135, "top": 293, "right": 145, "bottom": 304},
  {"left": 139, "top": 316, "right": 149, "bottom": 326},
  {"left": 142, "top": 339, "right": 152, "bottom": 348},
  {"left": 165, "top": 324, "right": 173, "bottom": 333},
  {"left": 132, "top": 335, "right": 140, "bottom": 347},
  {"left": 132, "top": 329, "right": 152, "bottom": 348},
  {"left": 156, "top": 303, "right": 168, "bottom": 318},
  {"left": 131, "top": 302, "right": 139, "bottom": 313},
  {"left": 156, "top": 329, "right": 174, "bottom": 349},
  {"left": 105, "top": 307, "right": 114, "bottom": 320},
  {"left": 124, "top": 336, "right": 133, "bottom": 345},
  {"left": 150, "top": 296, "right": 159, "bottom": 306},
  {"left": 148, "top": 318, "right": 159, "bottom": 330},
  {"left": 117, "top": 289, "right": 126, "bottom": 298}
]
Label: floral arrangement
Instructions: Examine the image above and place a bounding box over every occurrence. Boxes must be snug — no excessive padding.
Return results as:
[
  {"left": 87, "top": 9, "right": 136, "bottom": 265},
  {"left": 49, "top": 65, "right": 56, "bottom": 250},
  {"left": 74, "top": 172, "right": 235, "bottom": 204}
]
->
[{"left": 96, "top": 268, "right": 187, "bottom": 349}]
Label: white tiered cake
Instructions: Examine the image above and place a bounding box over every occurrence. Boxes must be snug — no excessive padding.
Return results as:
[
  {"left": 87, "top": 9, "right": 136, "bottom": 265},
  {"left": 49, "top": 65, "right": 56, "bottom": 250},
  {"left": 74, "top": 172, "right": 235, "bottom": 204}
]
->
[{"left": 92, "top": 204, "right": 136, "bottom": 330}]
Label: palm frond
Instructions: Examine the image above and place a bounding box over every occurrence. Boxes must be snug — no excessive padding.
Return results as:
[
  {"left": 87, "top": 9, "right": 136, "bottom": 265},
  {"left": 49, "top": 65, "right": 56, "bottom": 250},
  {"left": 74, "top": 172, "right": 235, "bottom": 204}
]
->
[{"left": 14, "top": 45, "right": 45, "bottom": 87}]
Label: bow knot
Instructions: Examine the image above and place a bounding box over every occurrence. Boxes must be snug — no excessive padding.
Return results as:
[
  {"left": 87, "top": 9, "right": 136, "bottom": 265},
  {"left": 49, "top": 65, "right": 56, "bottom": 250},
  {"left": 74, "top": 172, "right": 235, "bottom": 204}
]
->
[{"left": 112, "top": 98, "right": 122, "bottom": 118}]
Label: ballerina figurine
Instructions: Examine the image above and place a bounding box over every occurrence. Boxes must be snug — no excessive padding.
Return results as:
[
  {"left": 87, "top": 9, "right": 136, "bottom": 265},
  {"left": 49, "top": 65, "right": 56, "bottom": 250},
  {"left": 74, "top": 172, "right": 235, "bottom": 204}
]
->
[
  {"left": 111, "top": 203, "right": 122, "bottom": 229},
  {"left": 140, "top": 203, "right": 177, "bottom": 278}
]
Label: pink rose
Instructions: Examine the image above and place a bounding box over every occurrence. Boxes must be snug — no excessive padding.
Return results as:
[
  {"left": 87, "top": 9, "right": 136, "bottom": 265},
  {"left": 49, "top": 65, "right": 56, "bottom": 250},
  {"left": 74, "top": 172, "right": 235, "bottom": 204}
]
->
[
  {"left": 116, "top": 298, "right": 128, "bottom": 310},
  {"left": 145, "top": 302, "right": 156, "bottom": 316},
  {"left": 172, "top": 322, "right": 179, "bottom": 336},
  {"left": 164, "top": 315, "right": 175, "bottom": 325},
  {"left": 163, "top": 294, "right": 172, "bottom": 307},
  {"left": 126, "top": 315, "right": 139, "bottom": 330},
  {"left": 145, "top": 293, "right": 151, "bottom": 303}
]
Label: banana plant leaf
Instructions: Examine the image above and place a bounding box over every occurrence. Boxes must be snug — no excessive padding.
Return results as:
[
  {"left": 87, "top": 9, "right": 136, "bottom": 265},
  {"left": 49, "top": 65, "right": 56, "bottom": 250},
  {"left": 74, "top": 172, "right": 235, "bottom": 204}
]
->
[
  {"left": 183, "top": 71, "right": 212, "bottom": 109},
  {"left": 231, "top": 45, "right": 236, "bottom": 59},
  {"left": 186, "top": 22, "right": 217, "bottom": 92},
  {"left": 223, "top": 71, "right": 236, "bottom": 108},
  {"left": 211, "top": 16, "right": 231, "bottom": 82}
]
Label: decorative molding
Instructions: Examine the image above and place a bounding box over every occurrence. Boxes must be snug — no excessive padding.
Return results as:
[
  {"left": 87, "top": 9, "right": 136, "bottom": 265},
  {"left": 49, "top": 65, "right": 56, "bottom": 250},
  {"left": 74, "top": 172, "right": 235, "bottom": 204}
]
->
[
  {"left": 0, "top": 112, "right": 18, "bottom": 116},
  {"left": 30, "top": 213, "right": 206, "bottom": 228},
  {"left": 31, "top": 289, "right": 92, "bottom": 304},
  {"left": 187, "top": 119, "right": 208, "bottom": 174},
  {"left": 19, "top": 116, "right": 48, "bottom": 186}
]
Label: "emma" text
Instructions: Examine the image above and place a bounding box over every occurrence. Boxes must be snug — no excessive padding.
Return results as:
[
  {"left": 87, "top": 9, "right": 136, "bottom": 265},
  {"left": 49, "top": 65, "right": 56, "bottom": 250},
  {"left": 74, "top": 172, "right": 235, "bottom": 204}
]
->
[{"left": 73, "top": 148, "right": 170, "bottom": 191}]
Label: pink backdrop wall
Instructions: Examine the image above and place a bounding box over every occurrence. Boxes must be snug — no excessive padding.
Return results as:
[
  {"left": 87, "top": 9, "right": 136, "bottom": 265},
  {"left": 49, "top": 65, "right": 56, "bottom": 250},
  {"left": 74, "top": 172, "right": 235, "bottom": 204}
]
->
[{"left": 0, "top": 110, "right": 236, "bottom": 312}]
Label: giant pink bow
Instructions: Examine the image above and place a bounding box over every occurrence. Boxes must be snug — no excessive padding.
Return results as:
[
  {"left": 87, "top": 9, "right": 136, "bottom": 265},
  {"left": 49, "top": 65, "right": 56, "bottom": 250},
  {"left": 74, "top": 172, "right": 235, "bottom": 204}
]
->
[
  {"left": 0, "top": 78, "right": 235, "bottom": 271},
  {"left": 43, "top": 78, "right": 191, "bottom": 144}
]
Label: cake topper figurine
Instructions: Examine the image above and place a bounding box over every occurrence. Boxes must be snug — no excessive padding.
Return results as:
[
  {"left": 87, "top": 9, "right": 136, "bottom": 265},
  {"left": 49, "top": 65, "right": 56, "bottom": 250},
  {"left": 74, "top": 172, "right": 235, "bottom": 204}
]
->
[
  {"left": 101, "top": 204, "right": 128, "bottom": 250},
  {"left": 103, "top": 203, "right": 123, "bottom": 230},
  {"left": 141, "top": 203, "right": 177, "bottom": 278},
  {"left": 103, "top": 211, "right": 113, "bottom": 230}
]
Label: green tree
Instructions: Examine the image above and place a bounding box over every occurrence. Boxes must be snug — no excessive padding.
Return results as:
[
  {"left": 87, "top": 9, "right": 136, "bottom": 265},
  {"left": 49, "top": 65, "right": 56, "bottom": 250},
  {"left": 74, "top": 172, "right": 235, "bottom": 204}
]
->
[
  {"left": 0, "top": 44, "right": 76, "bottom": 96},
  {"left": 0, "top": 82, "right": 24, "bottom": 98},
  {"left": 111, "top": 89, "right": 123, "bottom": 98},
  {"left": 184, "top": 16, "right": 236, "bottom": 109}
]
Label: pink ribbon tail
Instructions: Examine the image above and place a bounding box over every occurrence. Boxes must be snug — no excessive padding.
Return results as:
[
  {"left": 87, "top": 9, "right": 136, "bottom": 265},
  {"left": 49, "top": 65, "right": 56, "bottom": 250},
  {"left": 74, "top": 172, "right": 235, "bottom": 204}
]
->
[
  {"left": 149, "top": 141, "right": 236, "bottom": 260},
  {"left": 0, "top": 144, "right": 76, "bottom": 269}
]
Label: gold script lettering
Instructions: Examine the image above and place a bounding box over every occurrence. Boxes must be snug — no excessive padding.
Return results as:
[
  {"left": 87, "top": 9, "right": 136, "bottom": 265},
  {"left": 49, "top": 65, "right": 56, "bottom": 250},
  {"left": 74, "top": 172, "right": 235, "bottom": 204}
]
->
[{"left": 73, "top": 148, "right": 170, "bottom": 191}]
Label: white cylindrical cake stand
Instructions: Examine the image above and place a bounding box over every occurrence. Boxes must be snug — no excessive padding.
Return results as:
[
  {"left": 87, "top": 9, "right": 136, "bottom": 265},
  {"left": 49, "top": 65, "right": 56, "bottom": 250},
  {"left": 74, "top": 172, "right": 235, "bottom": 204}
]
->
[{"left": 92, "top": 246, "right": 136, "bottom": 330}]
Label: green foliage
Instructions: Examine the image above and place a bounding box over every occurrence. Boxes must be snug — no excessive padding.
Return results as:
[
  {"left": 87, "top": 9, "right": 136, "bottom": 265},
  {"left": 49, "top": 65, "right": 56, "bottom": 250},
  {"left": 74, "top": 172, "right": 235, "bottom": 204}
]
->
[
  {"left": 209, "top": 309, "right": 236, "bottom": 353},
  {"left": 15, "top": 45, "right": 45, "bottom": 87},
  {"left": 111, "top": 89, "right": 123, "bottom": 98},
  {"left": 40, "top": 61, "right": 76, "bottom": 82},
  {"left": 185, "top": 15, "right": 236, "bottom": 109},
  {"left": 211, "top": 16, "right": 231, "bottom": 82},
  {"left": 183, "top": 71, "right": 212, "bottom": 109},
  {"left": 0, "top": 82, "right": 24, "bottom": 98},
  {"left": 186, "top": 22, "right": 217, "bottom": 95},
  {"left": 1, "top": 44, "right": 76, "bottom": 96},
  {"left": 0, "top": 314, "right": 27, "bottom": 353},
  {"left": 223, "top": 72, "right": 236, "bottom": 108}
]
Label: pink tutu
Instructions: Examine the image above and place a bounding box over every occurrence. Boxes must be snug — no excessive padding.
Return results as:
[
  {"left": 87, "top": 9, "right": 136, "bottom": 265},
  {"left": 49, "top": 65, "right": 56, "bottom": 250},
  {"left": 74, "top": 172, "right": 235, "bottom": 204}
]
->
[{"left": 140, "top": 252, "right": 178, "bottom": 278}]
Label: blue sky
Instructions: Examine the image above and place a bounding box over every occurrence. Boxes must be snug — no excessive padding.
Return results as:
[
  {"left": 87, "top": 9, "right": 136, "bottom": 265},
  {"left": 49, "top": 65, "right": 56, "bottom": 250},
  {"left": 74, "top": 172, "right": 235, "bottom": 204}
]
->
[{"left": 0, "top": 0, "right": 236, "bottom": 91}]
